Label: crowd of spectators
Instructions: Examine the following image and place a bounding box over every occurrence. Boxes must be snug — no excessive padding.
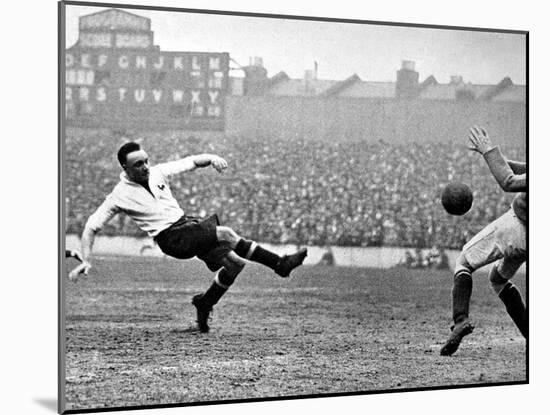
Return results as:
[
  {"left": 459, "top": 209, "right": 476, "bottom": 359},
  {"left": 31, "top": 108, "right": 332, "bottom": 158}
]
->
[{"left": 66, "top": 128, "right": 525, "bottom": 249}]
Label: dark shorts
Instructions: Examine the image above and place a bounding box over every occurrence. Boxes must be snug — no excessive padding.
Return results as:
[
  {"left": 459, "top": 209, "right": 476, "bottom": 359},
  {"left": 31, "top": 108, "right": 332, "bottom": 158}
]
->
[{"left": 155, "top": 214, "right": 231, "bottom": 272}]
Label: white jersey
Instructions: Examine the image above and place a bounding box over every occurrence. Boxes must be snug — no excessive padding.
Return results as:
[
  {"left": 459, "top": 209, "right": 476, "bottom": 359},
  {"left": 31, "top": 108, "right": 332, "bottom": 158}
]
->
[{"left": 85, "top": 157, "right": 198, "bottom": 238}]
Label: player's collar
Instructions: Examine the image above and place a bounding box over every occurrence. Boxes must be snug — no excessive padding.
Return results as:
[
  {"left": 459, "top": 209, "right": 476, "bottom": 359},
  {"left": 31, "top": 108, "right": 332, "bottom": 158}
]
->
[
  {"left": 120, "top": 171, "right": 131, "bottom": 183},
  {"left": 120, "top": 170, "right": 154, "bottom": 189},
  {"left": 120, "top": 171, "right": 143, "bottom": 185}
]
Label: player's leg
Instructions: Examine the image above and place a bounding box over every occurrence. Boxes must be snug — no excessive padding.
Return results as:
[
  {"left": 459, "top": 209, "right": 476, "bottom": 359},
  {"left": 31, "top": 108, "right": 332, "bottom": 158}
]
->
[
  {"left": 451, "top": 260, "right": 475, "bottom": 327},
  {"left": 440, "top": 255, "right": 477, "bottom": 356},
  {"left": 196, "top": 252, "right": 245, "bottom": 311},
  {"left": 489, "top": 211, "right": 527, "bottom": 338},
  {"left": 489, "top": 258, "right": 527, "bottom": 338},
  {"left": 216, "top": 226, "right": 307, "bottom": 277},
  {"left": 441, "top": 217, "right": 505, "bottom": 356},
  {"left": 192, "top": 251, "right": 246, "bottom": 333}
]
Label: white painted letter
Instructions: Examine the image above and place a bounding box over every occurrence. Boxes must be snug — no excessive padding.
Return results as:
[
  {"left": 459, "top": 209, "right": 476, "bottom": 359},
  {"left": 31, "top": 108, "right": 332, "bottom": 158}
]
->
[
  {"left": 173, "top": 56, "right": 184, "bottom": 70},
  {"left": 134, "top": 89, "right": 145, "bottom": 103},
  {"left": 209, "top": 57, "right": 220, "bottom": 70},
  {"left": 97, "top": 87, "right": 106, "bottom": 102},
  {"left": 98, "top": 54, "right": 108, "bottom": 67},
  {"left": 208, "top": 90, "right": 219, "bottom": 104},
  {"left": 79, "top": 87, "right": 89, "bottom": 101},
  {"left": 172, "top": 90, "right": 184, "bottom": 103},
  {"left": 191, "top": 90, "right": 201, "bottom": 104},
  {"left": 136, "top": 56, "right": 147, "bottom": 69},
  {"left": 66, "top": 70, "right": 76, "bottom": 85},
  {"left": 153, "top": 55, "right": 164, "bottom": 69},
  {"left": 118, "top": 55, "right": 129, "bottom": 69},
  {"left": 119, "top": 88, "right": 127, "bottom": 101},
  {"left": 81, "top": 54, "right": 91, "bottom": 68},
  {"left": 192, "top": 56, "right": 201, "bottom": 70},
  {"left": 152, "top": 90, "right": 163, "bottom": 103}
]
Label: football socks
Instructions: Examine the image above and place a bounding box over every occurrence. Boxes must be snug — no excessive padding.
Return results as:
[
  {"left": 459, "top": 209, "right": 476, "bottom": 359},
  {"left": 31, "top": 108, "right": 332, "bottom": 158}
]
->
[
  {"left": 235, "top": 238, "right": 280, "bottom": 269},
  {"left": 201, "top": 279, "right": 228, "bottom": 307},
  {"left": 499, "top": 282, "right": 528, "bottom": 338},
  {"left": 452, "top": 270, "right": 473, "bottom": 324}
]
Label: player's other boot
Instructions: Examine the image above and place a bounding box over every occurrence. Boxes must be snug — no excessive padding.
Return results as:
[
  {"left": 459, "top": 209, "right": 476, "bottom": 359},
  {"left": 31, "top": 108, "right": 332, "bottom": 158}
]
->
[
  {"left": 275, "top": 248, "right": 308, "bottom": 278},
  {"left": 191, "top": 294, "right": 213, "bottom": 333},
  {"left": 440, "top": 319, "right": 474, "bottom": 356}
]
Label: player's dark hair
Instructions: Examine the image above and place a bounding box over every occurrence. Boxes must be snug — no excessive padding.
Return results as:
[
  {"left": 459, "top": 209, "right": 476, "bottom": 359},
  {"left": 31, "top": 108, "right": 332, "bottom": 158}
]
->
[{"left": 117, "top": 142, "right": 141, "bottom": 167}]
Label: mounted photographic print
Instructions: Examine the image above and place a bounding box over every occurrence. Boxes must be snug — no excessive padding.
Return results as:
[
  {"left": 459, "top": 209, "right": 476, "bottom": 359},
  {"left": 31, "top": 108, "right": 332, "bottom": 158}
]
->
[{"left": 59, "top": 1, "right": 527, "bottom": 413}]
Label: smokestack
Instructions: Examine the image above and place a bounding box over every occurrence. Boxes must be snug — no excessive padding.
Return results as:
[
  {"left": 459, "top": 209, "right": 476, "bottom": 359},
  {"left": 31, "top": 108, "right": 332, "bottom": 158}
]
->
[
  {"left": 402, "top": 60, "right": 415, "bottom": 71},
  {"left": 450, "top": 75, "right": 463, "bottom": 85},
  {"left": 396, "top": 60, "right": 419, "bottom": 99},
  {"left": 249, "top": 56, "right": 264, "bottom": 67},
  {"left": 304, "top": 69, "right": 315, "bottom": 94},
  {"left": 243, "top": 56, "right": 268, "bottom": 95}
]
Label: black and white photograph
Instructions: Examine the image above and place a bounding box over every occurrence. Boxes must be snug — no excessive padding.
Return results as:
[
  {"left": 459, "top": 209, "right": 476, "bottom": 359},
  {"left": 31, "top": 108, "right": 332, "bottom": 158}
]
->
[
  {"left": 8, "top": 0, "right": 550, "bottom": 414},
  {"left": 57, "top": 0, "right": 530, "bottom": 413}
]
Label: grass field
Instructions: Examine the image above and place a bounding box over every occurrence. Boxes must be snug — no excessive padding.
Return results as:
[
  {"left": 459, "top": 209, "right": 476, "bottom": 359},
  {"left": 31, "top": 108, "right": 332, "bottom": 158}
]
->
[{"left": 63, "top": 255, "right": 527, "bottom": 411}]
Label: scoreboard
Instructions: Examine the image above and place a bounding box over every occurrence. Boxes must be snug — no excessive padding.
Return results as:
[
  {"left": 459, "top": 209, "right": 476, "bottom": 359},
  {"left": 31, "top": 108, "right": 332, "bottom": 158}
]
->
[{"left": 65, "top": 8, "right": 229, "bottom": 130}]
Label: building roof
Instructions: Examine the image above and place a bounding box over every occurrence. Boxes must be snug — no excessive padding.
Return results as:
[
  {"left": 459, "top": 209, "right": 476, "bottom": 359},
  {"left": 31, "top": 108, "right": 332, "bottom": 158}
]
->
[
  {"left": 320, "top": 74, "right": 361, "bottom": 97},
  {"left": 268, "top": 79, "right": 340, "bottom": 96},
  {"left": 418, "top": 83, "right": 488, "bottom": 100},
  {"left": 258, "top": 74, "right": 525, "bottom": 102},
  {"left": 491, "top": 85, "right": 526, "bottom": 102},
  {"left": 339, "top": 81, "right": 396, "bottom": 98}
]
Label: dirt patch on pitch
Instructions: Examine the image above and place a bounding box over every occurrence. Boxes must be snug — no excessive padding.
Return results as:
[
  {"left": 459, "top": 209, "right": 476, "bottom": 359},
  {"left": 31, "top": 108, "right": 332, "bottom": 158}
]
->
[{"left": 64, "top": 258, "right": 526, "bottom": 410}]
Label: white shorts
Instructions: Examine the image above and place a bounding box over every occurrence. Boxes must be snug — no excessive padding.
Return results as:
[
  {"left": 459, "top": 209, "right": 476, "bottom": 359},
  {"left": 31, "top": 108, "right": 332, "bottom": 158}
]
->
[{"left": 461, "top": 209, "right": 526, "bottom": 279}]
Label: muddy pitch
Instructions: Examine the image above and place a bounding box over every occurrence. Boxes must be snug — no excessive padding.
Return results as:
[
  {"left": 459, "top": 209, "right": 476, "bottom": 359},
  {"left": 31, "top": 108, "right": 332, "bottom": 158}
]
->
[{"left": 64, "top": 256, "right": 527, "bottom": 411}]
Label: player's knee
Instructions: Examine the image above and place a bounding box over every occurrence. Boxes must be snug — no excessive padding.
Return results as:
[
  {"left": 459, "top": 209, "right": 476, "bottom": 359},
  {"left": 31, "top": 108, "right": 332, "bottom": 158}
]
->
[
  {"left": 454, "top": 252, "right": 473, "bottom": 275},
  {"left": 489, "top": 265, "right": 508, "bottom": 295},
  {"left": 216, "top": 226, "right": 240, "bottom": 246},
  {"left": 216, "top": 255, "right": 245, "bottom": 287},
  {"left": 227, "top": 256, "right": 245, "bottom": 275},
  {"left": 216, "top": 268, "right": 238, "bottom": 287},
  {"left": 220, "top": 252, "right": 246, "bottom": 275}
]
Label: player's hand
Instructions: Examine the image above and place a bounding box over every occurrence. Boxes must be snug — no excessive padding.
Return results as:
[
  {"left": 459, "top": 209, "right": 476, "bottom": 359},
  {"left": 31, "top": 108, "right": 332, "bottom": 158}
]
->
[
  {"left": 211, "top": 156, "right": 228, "bottom": 173},
  {"left": 468, "top": 125, "right": 494, "bottom": 154},
  {"left": 68, "top": 261, "right": 91, "bottom": 282}
]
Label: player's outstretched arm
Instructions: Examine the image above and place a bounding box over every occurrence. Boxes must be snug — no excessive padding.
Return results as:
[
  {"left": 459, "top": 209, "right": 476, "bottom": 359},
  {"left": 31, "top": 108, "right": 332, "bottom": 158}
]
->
[
  {"left": 483, "top": 148, "right": 526, "bottom": 192},
  {"left": 192, "top": 154, "right": 228, "bottom": 173},
  {"left": 158, "top": 154, "right": 228, "bottom": 177},
  {"left": 468, "top": 125, "right": 526, "bottom": 192},
  {"left": 68, "top": 226, "right": 96, "bottom": 282},
  {"left": 68, "top": 195, "right": 119, "bottom": 281},
  {"left": 506, "top": 159, "right": 526, "bottom": 175}
]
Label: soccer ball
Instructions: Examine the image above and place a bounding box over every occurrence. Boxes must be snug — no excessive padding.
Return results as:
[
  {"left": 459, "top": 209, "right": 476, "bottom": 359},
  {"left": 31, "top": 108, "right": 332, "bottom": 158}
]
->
[{"left": 441, "top": 182, "right": 473, "bottom": 216}]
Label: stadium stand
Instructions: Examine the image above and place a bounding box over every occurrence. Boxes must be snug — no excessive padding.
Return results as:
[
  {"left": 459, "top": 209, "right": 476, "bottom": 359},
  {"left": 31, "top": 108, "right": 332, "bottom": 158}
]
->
[{"left": 66, "top": 128, "right": 524, "bottom": 249}]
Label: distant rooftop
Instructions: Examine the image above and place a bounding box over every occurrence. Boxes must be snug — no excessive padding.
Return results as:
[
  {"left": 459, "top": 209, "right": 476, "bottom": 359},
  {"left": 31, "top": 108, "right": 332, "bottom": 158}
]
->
[{"left": 234, "top": 59, "right": 525, "bottom": 102}]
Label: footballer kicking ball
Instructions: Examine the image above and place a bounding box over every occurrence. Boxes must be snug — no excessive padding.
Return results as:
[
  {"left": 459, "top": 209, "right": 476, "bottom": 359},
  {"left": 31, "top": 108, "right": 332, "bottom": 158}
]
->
[{"left": 441, "top": 182, "right": 473, "bottom": 216}]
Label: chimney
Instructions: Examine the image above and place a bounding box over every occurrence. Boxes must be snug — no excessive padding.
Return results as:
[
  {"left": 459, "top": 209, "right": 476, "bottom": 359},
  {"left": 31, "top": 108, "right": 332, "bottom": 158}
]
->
[
  {"left": 304, "top": 69, "right": 315, "bottom": 94},
  {"left": 402, "top": 60, "right": 416, "bottom": 71},
  {"left": 243, "top": 56, "right": 268, "bottom": 96},
  {"left": 450, "top": 75, "right": 463, "bottom": 85},
  {"left": 396, "top": 60, "right": 419, "bottom": 99},
  {"left": 249, "top": 56, "right": 264, "bottom": 67}
]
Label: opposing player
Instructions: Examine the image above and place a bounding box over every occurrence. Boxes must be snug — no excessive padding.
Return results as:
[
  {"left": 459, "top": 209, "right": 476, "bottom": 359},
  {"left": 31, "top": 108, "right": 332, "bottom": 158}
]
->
[
  {"left": 440, "top": 126, "right": 526, "bottom": 356},
  {"left": 69, "top": 142, "right": 307, "bottom": 333}
]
